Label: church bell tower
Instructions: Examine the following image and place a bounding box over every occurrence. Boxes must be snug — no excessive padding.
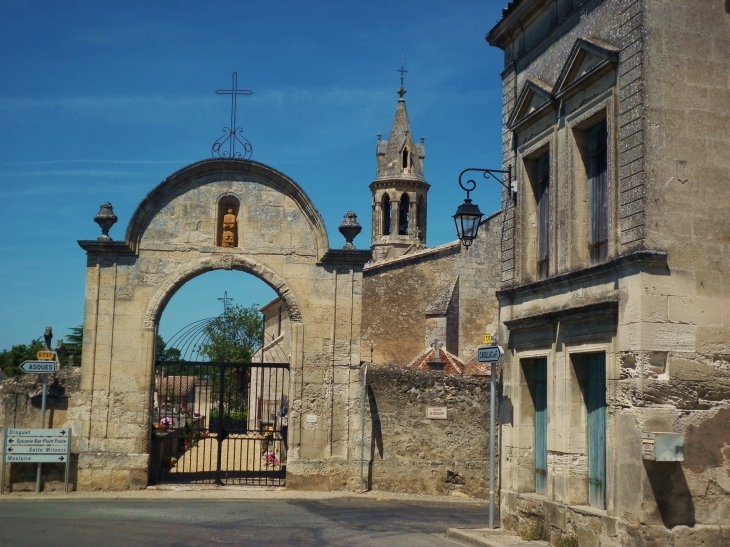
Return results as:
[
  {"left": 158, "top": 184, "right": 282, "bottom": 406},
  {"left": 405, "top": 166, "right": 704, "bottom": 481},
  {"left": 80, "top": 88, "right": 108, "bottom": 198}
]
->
[{"left": 370, "top": 65, "right": 430, "bottom": 263}]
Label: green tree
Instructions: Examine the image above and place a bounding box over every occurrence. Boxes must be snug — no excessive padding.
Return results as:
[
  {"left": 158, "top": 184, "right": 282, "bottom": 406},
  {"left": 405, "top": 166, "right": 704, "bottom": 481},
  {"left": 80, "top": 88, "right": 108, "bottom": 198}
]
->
[
  {"left": 0, "top": 339, "right": 45, "bottom": 377},
  {"left": 156, "top": 334, "right": 181, "bottom": 362},
  {"left": 62, "top": 325, "right": 83, "bottom": 367},
  {"left": 198, "top": 304, "right": 262, "bottom": 362}
]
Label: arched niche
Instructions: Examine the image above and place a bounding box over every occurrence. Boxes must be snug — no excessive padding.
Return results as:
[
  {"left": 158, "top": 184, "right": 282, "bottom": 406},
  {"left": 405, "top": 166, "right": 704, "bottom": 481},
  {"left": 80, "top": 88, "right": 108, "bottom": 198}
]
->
[{"left": 216, "top": 193, "right": 241, "bottom": 248}]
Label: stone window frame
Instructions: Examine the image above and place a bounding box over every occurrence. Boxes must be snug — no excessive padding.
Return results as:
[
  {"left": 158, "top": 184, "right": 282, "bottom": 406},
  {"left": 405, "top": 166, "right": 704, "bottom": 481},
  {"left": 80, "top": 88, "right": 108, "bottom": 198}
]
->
[
  {"left": 513, "top": 348, "right": 552, "bottom": 497},
  {"left": 563, "top": 89, "right": 618, "bottom": 272},
  {"left": 516, "top": 127, "right": 557, "bottom": 283},
  {"left": 563, "top": 342, "right": 614, "bottom": 514}
]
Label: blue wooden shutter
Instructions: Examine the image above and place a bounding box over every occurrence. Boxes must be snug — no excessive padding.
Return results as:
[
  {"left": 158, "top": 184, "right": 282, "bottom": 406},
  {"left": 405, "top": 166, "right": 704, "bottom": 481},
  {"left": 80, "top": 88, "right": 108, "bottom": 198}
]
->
[
  {"left": 586, "top": 353, "right": 606, "bottom": 509},
  {"left": 534, "top": 358, "right": 548, "bottom": 495}
]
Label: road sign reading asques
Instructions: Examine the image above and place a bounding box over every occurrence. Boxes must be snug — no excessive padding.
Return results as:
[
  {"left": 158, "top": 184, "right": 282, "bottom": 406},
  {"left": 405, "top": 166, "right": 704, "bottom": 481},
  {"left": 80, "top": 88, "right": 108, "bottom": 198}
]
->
[{"left": 19, "top": 360, "right": 58, "bottom": 374}]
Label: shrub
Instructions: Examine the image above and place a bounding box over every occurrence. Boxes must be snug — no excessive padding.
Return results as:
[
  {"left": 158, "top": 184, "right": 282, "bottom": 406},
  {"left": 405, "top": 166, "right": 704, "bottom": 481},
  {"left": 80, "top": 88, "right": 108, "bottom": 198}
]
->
[{"left": 519, "top": 519, "right": 544, "bottom": 541}]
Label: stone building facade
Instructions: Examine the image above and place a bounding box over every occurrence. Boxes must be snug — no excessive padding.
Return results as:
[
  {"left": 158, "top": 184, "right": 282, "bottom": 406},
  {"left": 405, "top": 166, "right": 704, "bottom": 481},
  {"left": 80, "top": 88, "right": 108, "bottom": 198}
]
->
[
  {"left": 362, "top": 212, "right": 502, "bottom": 368},
  {"left": 487, "top": 1, "right": 730, "bottom": 545},
  {"left": 363, "top": 88, "right": 504, "bottom": 368}
]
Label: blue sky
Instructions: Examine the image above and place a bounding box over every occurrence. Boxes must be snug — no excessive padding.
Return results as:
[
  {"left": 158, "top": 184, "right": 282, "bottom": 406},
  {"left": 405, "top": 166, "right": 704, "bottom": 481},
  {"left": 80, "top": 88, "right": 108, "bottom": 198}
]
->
[{"left": 0, "top": 1, "right": 507, "bottom": 351}]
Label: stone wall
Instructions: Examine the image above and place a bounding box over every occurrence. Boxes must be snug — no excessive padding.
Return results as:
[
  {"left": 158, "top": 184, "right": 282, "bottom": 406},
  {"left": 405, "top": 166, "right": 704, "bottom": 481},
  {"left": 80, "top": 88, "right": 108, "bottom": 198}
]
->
[
  {"left": 0, "top": 368, "right": 91, "bottom": 492},
  {"left": 363, "top": 364, "right": 495, "bottom": 498},
  {"left": 362, "top": 212, "right": 502, "bottom": 366}
]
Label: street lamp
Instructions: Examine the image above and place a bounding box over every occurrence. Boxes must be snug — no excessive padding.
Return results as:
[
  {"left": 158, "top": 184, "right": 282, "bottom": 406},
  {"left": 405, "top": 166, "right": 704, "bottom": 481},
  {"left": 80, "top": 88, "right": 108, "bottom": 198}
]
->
[{"left": 454, "top": 166, "right": 514, "bottom": 248}]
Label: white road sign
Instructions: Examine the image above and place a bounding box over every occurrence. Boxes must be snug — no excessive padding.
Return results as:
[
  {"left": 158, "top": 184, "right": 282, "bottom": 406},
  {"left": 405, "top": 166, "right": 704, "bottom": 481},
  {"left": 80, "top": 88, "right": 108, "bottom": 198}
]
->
[
  {"left": 477, "top": 346, "right": 501, "bottom": 363},
  {"left": 5, "top": 444, "right": 67, "bottom": 455},
  {"left": 5, "top": 454, "right": 68, "bottom": 463},
  {"left": 19, "top": 360, "right": 58, "bottom": 374},
  {"left": 5, "top": 428, "right": 68, "bottom": 437},
  {"left": 6, "top": 436, "right": 69, "bottom": 446}
]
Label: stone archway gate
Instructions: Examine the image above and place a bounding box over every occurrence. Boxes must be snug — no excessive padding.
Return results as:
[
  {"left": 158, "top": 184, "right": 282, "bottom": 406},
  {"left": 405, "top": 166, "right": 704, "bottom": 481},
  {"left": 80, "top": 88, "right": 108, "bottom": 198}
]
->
[{"left": 75, "top": 159, "right": 370, "bottom": 491}]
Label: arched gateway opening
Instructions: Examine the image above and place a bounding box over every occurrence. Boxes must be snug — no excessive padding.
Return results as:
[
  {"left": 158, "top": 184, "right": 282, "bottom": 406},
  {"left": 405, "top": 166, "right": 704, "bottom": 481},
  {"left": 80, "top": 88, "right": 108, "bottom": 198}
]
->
[
  {"left": 77, "top": 159, "right": 370, "bottom": 491},
  {"left": 150, "top": 269, "right": 287, "bottom": 487}
]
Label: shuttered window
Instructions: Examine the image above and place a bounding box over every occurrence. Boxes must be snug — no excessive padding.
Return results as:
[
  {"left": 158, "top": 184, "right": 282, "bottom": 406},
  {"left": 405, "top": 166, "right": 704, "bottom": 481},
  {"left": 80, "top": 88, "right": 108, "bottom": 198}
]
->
[
  {"left": 535, "top": 152, "right": 550, "bottom": 279},
  {"left": 587, "top": 122, "right": 608, "bottom": 264},
  {"left": 534, "top": 358, "right": 548, "bottom": 496},
  {"left": 586, "top": 353, "right": 607, "bottom": 509}
]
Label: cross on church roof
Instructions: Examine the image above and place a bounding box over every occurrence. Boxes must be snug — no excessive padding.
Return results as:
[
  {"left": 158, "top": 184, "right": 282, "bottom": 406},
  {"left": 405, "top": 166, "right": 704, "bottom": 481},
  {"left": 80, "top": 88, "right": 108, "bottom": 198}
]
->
[
  {"left": 212, "top": 72, "right": 254, "bottom": 160},
  {"left": 218, "top": 291, "right": 234, "bottom": 312},
  {"left": 397, "top": 57, "right": 407, "bottom": 99}
]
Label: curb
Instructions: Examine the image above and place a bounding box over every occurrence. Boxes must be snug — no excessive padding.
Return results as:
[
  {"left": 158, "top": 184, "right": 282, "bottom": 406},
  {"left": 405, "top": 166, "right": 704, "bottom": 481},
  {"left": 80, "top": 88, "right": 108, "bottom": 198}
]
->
[{"left": 446, "top": 528, "right": 549, "bottom": 547}]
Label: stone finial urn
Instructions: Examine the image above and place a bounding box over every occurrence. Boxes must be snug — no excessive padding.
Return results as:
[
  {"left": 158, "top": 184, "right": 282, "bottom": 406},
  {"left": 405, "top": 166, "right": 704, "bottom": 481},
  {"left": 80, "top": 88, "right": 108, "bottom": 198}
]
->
[
  {"left": 94, "top": 202, "right": 118, "bottom": 241},
  {"left": 338, "top": 211, "right": 362, "bottom": 249}
]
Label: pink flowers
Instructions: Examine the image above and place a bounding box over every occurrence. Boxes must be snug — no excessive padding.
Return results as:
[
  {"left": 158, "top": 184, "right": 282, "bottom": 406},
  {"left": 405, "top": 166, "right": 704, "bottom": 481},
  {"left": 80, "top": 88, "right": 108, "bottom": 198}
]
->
[{"left": 263, "top": 452, "right": 279, "bottom": 466}]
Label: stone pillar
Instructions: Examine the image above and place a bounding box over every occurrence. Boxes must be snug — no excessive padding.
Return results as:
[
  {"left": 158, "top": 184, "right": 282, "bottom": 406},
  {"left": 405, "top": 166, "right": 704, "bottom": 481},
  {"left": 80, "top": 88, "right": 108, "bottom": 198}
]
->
[{"left": 391, "top": 200, "right": 399, "bottom": 237}]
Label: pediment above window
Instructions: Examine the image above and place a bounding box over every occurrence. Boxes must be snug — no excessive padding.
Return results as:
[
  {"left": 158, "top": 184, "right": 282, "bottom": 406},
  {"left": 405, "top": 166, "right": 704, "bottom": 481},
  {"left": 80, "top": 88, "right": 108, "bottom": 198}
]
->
[
  {"left": 507, "top": 79, "right": 554, "bottom": 131},
  {"left": 554, "top": 38, "right": 619, "bottom": 100}
]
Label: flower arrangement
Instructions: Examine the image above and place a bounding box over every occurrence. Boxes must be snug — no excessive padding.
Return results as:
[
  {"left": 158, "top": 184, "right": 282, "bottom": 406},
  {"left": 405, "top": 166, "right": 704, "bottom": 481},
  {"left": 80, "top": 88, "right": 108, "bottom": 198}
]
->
[
  {"left": 160, "top": 417, "right": 174, "bottom": 426},
  {"left": 263, "top": 452, "right": 279, "bottom": 466}
]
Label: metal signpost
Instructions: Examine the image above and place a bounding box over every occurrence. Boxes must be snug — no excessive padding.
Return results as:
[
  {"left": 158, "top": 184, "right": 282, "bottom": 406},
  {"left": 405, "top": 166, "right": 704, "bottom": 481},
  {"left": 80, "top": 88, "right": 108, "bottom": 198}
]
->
[
  {"left": 1, "top": 327, "right": 67, "bottom": 495},
  {"left": 478, "top": 341, "right": 503, "bottom": 529},
  {"left": 1, "top": 428, "right": 71, "bottom": 494}
]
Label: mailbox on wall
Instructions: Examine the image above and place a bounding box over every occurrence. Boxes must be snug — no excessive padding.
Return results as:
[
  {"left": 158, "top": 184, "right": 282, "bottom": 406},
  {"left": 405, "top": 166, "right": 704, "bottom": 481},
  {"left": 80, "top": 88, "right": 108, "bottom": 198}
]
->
[{"left": 642, "top": 432, "right": 684, "bottom": 461}]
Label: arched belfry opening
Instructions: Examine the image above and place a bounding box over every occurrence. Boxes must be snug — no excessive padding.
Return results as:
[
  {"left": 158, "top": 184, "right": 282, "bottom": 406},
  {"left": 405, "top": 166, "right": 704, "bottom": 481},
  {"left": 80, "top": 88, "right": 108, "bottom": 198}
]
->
[
  {"left": 399, "top": 193, "right": 410, "bottom": 235},
  {"left": 382, "top": 193, "right": 391, "bottom": 236},
  {"left": 76, "top": 158, "right": 370, "bottom": 492}
]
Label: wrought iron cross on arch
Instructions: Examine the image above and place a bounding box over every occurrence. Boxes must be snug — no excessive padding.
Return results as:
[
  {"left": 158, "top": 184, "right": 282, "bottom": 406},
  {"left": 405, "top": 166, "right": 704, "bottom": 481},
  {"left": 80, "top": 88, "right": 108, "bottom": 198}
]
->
[{"left": 212, "top": 72, "right": 254, "bottom": 159}]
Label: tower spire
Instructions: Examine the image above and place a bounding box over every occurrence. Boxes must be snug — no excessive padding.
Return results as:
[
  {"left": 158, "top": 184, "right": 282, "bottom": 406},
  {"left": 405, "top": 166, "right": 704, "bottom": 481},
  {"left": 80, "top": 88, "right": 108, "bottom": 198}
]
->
[{"left": 369, "top": 64, "right": 430, "bottom": 263}]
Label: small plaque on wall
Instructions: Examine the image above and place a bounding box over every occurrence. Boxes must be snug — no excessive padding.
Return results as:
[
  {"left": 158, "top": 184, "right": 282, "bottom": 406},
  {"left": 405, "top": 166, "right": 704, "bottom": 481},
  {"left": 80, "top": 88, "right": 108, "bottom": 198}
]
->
[{"left": 427, "top": 407, "right": 448, "bottom": 420}]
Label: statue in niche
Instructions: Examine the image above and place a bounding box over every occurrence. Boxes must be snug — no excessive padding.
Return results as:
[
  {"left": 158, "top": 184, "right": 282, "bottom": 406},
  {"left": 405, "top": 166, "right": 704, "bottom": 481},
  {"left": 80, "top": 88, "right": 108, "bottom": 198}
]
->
[{"left": 221, "top": 207, "right": 237, "bottom": 247}]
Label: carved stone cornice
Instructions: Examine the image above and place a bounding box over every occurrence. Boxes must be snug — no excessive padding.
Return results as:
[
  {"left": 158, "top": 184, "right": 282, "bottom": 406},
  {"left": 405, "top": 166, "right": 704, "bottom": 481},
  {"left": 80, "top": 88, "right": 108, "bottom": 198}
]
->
[
  {"left": 318, "top": 249, "right": 372, "bottom": 266},
  {"left": 77, "top": 240, "right": 136, "bottom": 255},
  {"left": 497, "top": 250, "right": 669, "bottom": 301}
]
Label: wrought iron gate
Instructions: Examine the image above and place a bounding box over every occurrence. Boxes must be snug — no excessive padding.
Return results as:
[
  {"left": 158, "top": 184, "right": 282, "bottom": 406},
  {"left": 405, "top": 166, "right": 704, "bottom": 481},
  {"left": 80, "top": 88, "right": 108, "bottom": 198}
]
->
[{"left": 150, "top": 360, "right": 289, "bottom": 486}]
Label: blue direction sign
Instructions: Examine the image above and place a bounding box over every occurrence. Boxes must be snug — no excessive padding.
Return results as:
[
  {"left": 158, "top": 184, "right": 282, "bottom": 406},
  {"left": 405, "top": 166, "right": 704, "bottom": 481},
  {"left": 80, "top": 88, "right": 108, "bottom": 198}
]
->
[
  {"left": 6, "top": 428, "right": 67, "bottom": 437},
  {"left": 5, "top": 454, "right": 68, "bottom": 463},
  {"left": 2, "top": 427, "right": 72, "bottom": 493},
  {"left": 19, "top": 361, "right": 58, "bottom": 374},
  {"left": 477, "top": 346, "right": 501, "bottom": 363}
]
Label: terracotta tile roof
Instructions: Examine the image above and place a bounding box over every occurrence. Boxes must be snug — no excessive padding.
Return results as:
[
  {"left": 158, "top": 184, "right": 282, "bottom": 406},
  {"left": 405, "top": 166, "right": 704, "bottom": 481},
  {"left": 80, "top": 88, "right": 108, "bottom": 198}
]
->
[
  {"left": 408, "top": 348, "right": 493, "bottom": 377},
  {"left": 462, "top": 355, "right": 492, "bottom": 376},
  {"left": 157, "top": 375, "right": 196, "bottom": 396}
]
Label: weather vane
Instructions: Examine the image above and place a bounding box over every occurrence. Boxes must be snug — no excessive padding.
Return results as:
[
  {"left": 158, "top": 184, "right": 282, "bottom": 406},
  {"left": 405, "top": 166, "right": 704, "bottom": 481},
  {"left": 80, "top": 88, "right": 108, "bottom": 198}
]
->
[
  {"left": 397, "top": 56, "right": 407, "bottom": 99},
  {"left": 212, "top": 72, "right": 254, "bottom": 159}
]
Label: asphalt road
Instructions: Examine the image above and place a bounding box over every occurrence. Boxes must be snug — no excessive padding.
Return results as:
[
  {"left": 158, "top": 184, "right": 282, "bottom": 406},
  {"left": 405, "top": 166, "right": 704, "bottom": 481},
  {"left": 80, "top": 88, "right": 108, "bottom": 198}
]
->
[{"left": 0, "top": 497, "right": 488, "bottom": 547}]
